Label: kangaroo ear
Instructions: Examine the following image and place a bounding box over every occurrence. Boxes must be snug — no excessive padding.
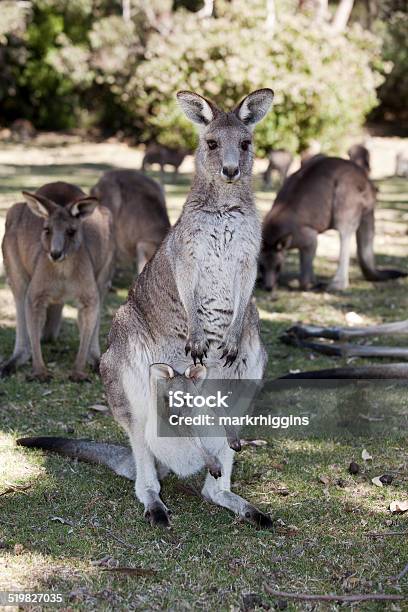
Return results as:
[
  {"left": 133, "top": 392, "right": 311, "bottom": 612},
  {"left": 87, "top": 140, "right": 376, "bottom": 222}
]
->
[
  {"left": 184, "top": 364, "right": 207, "bottom": 382},
  {"left": 150, "top": 363, "right": 175, "bottom": 380},
  {"left": 275, "top": 234, "right": 292, "bottom": 252},
  {"left": 176, "top": 91, "right": 217, "bottom": 126},
  {"left": 23, "top": 191, "right": 54, "bottom": 218},
  {"left": 69, "top": 196, "right": 98, "bottom": 219},
  {"left": 234, "top": 88, "right": 274, "bottom": 129}
]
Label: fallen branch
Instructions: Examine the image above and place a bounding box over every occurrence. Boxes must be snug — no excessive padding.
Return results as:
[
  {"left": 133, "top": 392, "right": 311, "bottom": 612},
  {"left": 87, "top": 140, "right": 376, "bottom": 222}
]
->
[
  {"left": 264, "top": 584, "right": 405, "bottom": 603},
  {"left": 94, "top": 526, "right": 139, "bottom": 551},
  {"left": 391, "top": 563, "right": 408, "bottom": 583},
  {"left": 367, "top": 531, "right": 408, "bottom": 538},
  {"left": 101, "top": 566, "right": 157, "bottom": 577},
  {"left": 0, "top": 483, "right": 32, "bottom": 497}
]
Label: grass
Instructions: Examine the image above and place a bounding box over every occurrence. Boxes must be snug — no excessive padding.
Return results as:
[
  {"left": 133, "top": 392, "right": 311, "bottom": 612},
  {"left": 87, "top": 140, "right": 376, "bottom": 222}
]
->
[{"left": 0, "top": 138, "right": 407, "bottom": 610}]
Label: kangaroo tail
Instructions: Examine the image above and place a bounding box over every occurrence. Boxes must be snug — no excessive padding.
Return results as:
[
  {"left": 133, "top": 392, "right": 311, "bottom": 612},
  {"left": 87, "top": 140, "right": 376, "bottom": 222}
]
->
[
  {"left": 357, "top": 210, "right": 407, "bottom": 281},
  {"left": 280, "top": 363, "right": 408, "bottom": 380},
  {"left": 16, "top": 437, "right": 135, "bottom": 480}
]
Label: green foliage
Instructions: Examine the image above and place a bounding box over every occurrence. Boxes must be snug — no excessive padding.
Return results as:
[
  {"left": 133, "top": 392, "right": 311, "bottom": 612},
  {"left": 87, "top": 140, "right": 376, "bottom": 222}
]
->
[
  {"left": 0, "top": 0, "right": 396, "bottom": 148},
  {"left": 130, "top": 5, "right": 383, "bottom": 154},
  {"left": 375, "top": 11, "right": 408, "bottom": 118}
]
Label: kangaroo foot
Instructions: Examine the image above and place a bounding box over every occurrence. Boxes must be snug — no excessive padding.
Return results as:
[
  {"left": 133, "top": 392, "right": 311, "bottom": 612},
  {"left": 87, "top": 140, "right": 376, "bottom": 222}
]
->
[
  {"left": 0, "top": 360, "right": 17, "bottom": 378},
  {"left": 243, "top": 505, "right": 274, "bottom": 530},
  {"left": 69, "top": 370, "right": 92, "bottom": 383},
  {"left": 228, "top": 438, "right": 242, "bottom": 452},
  {"left": 26, "top": 369, "right": 53, "bottom": 383},
  {"left": 144, "top": 503, "right": 171, "bottom": 528}
]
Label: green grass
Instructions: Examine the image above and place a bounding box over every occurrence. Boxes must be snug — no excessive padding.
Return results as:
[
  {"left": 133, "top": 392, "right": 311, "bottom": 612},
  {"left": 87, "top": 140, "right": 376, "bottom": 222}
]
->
[{"left": 0, "top": 141, "right": 407, "bottom": 610}]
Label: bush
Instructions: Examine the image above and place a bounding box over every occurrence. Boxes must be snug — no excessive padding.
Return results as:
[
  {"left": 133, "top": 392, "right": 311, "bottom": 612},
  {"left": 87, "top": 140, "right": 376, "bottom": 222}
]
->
[
  {"left": 129, "top": 2, "right": 383, "bottom": 155},
  {"left": 375, "top": 11, "right": 408, "bottom": 120}
]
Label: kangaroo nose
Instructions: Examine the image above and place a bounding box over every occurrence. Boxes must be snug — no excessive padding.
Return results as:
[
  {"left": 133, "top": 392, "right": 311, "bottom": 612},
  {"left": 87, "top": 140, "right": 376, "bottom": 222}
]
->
[
  {"left": 50, "top": 250, "right": 63, "bottom": 261},
  {"left": 222, "top": 165, "right": 240, "bottom": 181}
]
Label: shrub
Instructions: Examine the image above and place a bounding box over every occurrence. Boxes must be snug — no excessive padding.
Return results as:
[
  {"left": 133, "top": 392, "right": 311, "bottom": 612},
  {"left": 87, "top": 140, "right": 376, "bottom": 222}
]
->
[{"left": 129, "top": 2, "right": 383, "bottom": 154}]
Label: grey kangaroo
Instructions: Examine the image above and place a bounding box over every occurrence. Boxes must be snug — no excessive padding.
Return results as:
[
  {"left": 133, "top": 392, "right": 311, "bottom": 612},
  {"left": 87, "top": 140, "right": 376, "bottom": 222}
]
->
[
  {"left": 18, "top": 89, "right": 275, "bottom": 529},
  {"left": 348, "top": 144, "right": 370, "bottom": 174},
  {"left": 263, "top": 149, "right": 293, "bottom": 187},
  {"left": 1, "top": 182, "right": 114, "bottom": 382},
  {"left": 260, "top": 156, "right": 406, "bottom": 292},
  {"left": 142, "top": 143, "right": 187, "bottom": 179},
  {"left": 91, "top": 169, "right": 170, "bottom": 274}
]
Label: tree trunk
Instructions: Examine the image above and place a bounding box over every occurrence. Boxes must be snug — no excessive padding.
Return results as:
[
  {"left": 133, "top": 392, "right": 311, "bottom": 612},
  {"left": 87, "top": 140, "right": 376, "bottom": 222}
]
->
[
  {"left": 122, "top": 0, "right": 131, "bottom": 23},
  {"left": 197, "top": 0, "right": 214, "bottom": 18},
  {"left": 298, "top": 0, "right": 328, "bottom": 22},
  {"left": 266, "top": 0, "right": 276, "bottom": 32},
  {"left": 331, "top": 0, "right": 355, "bottom": 33}
]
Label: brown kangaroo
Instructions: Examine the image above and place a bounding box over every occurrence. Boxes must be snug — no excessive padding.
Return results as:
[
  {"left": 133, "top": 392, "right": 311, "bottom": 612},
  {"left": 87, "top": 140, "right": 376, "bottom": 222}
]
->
[
  {"left": 260, "top": 156, "right": 406, "bottom": 292},
  {"left": 1, "top": 182, "right": 114, "bottom": 382},
  {"left": 91, "top": 170, "right": 170, "bottom": 275}
]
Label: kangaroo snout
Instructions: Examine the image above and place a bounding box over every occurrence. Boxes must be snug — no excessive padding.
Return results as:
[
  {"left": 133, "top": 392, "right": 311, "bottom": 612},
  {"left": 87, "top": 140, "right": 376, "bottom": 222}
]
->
[
  {"left": 221, "top": 165, "right": 240, "bottom": 182},
  {"left": 50, "top": 249, "right": 64, "bottom": 262}
]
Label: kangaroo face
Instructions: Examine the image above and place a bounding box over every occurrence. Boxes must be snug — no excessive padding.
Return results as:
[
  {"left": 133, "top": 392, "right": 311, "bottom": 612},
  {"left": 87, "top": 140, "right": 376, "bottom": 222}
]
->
[
  {"left": 150, "top": 363, "right": 207, "bottom": 416},
  {"left": 23, "top": 191, "right": 98, "bottom": 263},
  {"left": 177, "top": 88, "right": 274, "bottom": 185},
  {"left": 198, "top": 115, "right": 253, "bottom": 184},
  {"left": 261, "top": 234, "right": 292, "bottom": 292}
]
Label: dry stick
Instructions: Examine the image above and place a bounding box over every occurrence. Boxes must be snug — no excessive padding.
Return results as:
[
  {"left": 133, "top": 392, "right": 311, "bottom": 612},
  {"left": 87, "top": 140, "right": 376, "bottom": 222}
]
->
[
  {"left": 395, "top": 563, "right": 408, "bottom": 582},
  {"left": 367, "top": 531, "right": 408, "bottom": 538},
  {"left": 93, "top": 526, "right": 139, "bottom": 551},
  {"left": 264, "top": 584, "right": 405, "bottom": 603}
]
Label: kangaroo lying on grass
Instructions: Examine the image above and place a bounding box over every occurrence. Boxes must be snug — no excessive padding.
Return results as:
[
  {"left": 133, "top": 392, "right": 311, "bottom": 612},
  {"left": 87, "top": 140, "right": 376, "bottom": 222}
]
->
[
  {"left": 260, "top": 156, "right": 406, "bottom": 292},
  {"left": 1, "top": 182, "right": 114, "bottom": 382},
  {"left": 18, "top": 88, "right": 275, "bottom": 529},
  {"left": 91, "top": 170, "right": 170, "bottom": 275}
]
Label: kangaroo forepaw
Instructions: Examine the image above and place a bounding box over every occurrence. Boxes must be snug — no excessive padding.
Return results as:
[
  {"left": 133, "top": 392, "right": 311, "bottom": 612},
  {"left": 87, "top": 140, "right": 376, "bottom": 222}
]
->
[
  {"left": 218, "top": 332, "right": 239, "bottom": 367},
  {"left": 144, "top": 504, "right": 171, "bottom": 529},
  {"left": 185, "top": 333, "right": 209, "bottom": 366},
  {"left": 243, "top": 506, "right": 274, "bottom": 530}
]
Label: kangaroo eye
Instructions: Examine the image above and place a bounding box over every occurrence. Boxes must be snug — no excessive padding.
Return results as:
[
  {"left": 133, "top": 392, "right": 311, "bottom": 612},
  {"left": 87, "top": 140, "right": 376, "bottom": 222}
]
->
[
  {"left": 207, "top": 140, "right": 218, "bottom": 150},
  {"left": 241, "top": 140, "right": 251, "bottom": 151},
  {"left": 67, "top": 228, "right": 76, "bottom": 237},
  {"left": 43, "top": 227, "right": 50, "bottom": 235}
]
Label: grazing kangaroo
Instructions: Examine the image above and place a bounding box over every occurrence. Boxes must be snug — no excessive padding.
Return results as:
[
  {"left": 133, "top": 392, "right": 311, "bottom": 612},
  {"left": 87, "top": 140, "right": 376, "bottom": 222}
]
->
[
  {"left": 263, "top": 149, "right": 293, "bottom": 187},
  {"left": 1, "top": 182, "right": 114, "bottom": 382},
  {"left": 91, "top": 170, "right": 170, "bottom": 274},
  {"left": 348, "top": 144, "right": 370, "bottom": 174},
  {"left": 17, "top": 88, "right": 275, "bottom": 529},
  {"left": 260, "top": 156, "right": 406, "bottom": 292},
  {"left": 142, "top": 143, "right": 187, "bottom": 179}
]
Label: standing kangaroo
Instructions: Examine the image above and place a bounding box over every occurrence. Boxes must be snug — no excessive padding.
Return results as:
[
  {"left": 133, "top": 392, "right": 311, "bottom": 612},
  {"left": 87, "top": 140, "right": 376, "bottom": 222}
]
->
[
  {"left": 263, "top": 149, "right": 293, "bottom": 187},
  {"left": 141, "top": 143, "right": 187, "bottom": 180},
  {"left": 1, "top": 182, "right": 114, "bottom": 382},
  {"left": 91, "top": 170, "right": 170, "bottom": 275},
  {"left": 260, "top": 156, "right": 406, "bottom": 292},
  {"left": 18, "top": 89, "right": 275, "bottom": 529}
]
